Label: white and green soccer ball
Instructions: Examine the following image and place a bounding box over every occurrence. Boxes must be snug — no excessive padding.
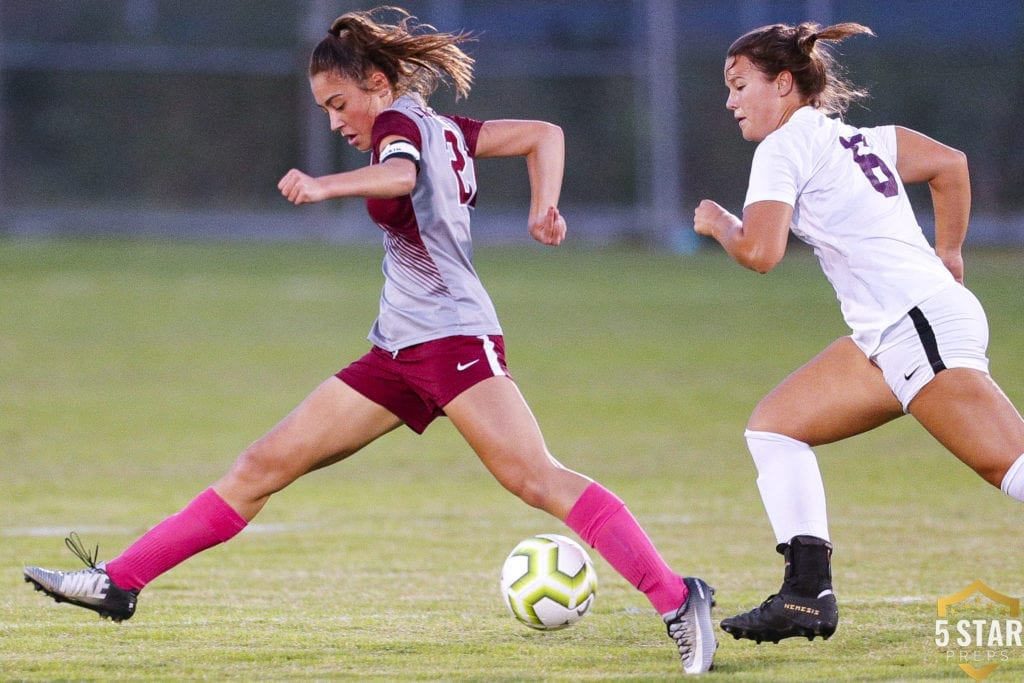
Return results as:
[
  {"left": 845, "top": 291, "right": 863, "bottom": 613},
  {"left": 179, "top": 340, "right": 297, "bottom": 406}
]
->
[{"left": 500, "top": 533, "right": 597, "bottom": 630}]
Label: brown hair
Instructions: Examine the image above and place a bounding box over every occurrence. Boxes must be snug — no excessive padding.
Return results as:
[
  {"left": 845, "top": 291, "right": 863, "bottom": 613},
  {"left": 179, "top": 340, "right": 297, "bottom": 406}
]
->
[
  {"left": 310, "top": 5, "right": 475, "bottom": 101},
  {"left": 727, "top": 22, "right": 874, "bottom": 115}
]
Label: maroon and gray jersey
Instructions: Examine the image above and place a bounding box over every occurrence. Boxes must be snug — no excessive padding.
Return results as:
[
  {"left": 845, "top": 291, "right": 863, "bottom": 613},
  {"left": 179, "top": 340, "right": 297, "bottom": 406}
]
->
[{"left": 364, "top": 95, "right": 501, "bottom": 352}]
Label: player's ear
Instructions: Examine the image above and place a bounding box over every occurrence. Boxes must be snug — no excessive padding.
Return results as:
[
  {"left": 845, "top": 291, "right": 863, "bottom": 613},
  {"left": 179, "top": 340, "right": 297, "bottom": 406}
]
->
[
  {"left": 366, "top": 70, "right": 390, "bottom": 94},
  {"left": 776, "top": 71, "right": 794, "bottom": 96}
]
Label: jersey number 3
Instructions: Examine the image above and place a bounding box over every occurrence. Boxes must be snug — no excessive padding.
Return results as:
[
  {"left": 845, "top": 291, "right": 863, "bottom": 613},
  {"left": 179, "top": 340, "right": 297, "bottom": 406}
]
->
[{"left": 840, "top": 134, "right": 898, "bottom": 198}]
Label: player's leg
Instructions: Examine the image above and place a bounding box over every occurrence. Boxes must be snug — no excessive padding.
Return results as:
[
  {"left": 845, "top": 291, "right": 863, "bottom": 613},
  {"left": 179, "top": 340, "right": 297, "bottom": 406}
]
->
[
  {"left": 445, "top": 376, "right": 688, "bottom": 609},
  {"left": 24, "top": 377, "right": 402, "bottom": 619},
  {"left": 745, "top": 336, "right": 903, "bottom": 543},
  {"left": 722, "top": 337, "right": 904, "bottom": 643},
  {"left": 910, "top": 369, "right": 1024, "bottom": 486},
  {"left": 112, "top": 377, "right": 402, "bottom": 586},
  {"left": 894, "top": 286, "right": 1024, "bottom": 498},
  {"left": 213, "top": 377, "right": 404, "bottom": 519},
  {"left": 749, "top": 336, "right": 905, "bottom": 445},
  {"left": 445, "top": 376, "right": 715, "bottom": 674}
]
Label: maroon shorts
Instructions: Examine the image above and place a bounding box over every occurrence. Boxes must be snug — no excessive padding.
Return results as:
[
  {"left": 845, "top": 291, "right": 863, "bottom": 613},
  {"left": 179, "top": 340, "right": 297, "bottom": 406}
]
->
[{"left": 336, "top": 334, "right": 511, "bottom": 434}]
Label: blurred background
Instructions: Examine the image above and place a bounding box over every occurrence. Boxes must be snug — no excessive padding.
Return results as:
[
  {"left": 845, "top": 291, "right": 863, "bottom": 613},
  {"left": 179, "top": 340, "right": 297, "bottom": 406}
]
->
[{"left": 1, "top": 0, "right": 1021, "bottom": 249}]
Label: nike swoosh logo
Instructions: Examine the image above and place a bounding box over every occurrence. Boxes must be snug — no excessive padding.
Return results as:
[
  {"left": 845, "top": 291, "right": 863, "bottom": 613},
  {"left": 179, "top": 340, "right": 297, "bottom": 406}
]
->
[
  {"left": 904, "top": 368, "right": 919, "bottom": 380},
  {"left": 456, "top": 360, "right": 480, "bottom": 371}
]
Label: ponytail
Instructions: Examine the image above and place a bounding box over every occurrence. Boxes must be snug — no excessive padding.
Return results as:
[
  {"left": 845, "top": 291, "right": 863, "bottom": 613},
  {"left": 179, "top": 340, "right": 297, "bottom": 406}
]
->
[
  {"left": 311, "top": 6, "right": 475, "bottom": 101},
  {"left": 728, "top": 21, "right": 874, "bottom": 115}
]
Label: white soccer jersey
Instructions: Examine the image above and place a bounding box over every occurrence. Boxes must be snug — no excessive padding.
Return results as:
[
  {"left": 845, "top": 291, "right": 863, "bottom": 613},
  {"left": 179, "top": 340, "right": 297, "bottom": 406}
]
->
[
  {"left": 744, "top": 106, "right": 956, "bottom": 354},
  {"left": 363, "top": 95, "right": 502, "bottom": 352}
]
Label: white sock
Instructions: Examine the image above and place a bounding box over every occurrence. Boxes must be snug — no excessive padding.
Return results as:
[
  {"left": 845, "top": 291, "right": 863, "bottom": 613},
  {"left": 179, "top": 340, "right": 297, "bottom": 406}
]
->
[
  {"left": 745, "top": 429, "right": 830, "bottom": 545},
  {"left": 1000, "top": 453, "right": 1024, "bottom": 501}
]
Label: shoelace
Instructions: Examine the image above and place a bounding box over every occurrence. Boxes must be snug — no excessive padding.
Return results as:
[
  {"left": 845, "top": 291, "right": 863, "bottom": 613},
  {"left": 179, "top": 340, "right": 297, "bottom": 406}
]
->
[
  {"left": 668, "top": 616, "right": 694, "bottom": 657},
  {"left": 65, "top": 532, "right": 100, "bottom": 569}
]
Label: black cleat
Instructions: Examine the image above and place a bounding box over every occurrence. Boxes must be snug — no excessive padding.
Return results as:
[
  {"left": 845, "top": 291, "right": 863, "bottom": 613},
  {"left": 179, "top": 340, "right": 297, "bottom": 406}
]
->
[
  {"left": 720, "top": 590, "right": 837, "bottom": 643},
  {"left": 23, "top": 533, "right": 138, "bottom": 622}
]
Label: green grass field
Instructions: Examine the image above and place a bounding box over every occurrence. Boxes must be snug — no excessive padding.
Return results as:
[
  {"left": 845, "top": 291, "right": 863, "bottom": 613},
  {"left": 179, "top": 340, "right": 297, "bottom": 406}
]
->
[{"left": 2, "top": 238, "right": 1023, "bottom": 681}]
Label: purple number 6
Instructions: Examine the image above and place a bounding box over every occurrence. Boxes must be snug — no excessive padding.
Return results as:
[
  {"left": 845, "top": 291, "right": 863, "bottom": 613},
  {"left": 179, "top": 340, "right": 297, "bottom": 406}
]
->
[{"left": 840, "top": 134, "right": 898, "bottom": 198}]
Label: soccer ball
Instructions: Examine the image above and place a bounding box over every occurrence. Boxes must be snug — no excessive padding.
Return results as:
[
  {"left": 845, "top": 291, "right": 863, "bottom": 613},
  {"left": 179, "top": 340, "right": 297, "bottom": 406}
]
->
[{"left": 500, "top": 533, "right": 597, "bottom": 630}]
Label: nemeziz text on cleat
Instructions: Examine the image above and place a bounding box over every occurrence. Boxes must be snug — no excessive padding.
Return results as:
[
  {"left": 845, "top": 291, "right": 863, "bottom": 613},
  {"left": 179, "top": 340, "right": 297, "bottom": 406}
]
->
[
  {"left": 720, "top": 590, "right": 838, "bottom": 644},
  {"left": 664, "top": 577, "right": 718, "bottom": 675},
  {"left": 23, "top": 533, "right": 139, "bottom": 622}
]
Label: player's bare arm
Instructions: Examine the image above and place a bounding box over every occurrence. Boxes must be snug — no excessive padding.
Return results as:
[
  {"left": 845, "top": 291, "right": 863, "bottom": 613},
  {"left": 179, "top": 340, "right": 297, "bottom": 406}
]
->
[
  {"left": 476, "top": 119, "right": 566, "bottom": 246},
  {"left": 278, "top": 156, "right": 417, "bottom": 206},
  {"left": 694, "top": 198, "right": 791, "bottom": 273},
  {"left": 893, "top": 126, "right": 970, "bottom": 283}
]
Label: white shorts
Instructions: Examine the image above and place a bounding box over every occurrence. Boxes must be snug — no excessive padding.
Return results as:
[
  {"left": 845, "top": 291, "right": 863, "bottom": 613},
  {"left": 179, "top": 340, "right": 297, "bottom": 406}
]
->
[{"left": 871, "top": 284, "right": 990, "bottom": 412}]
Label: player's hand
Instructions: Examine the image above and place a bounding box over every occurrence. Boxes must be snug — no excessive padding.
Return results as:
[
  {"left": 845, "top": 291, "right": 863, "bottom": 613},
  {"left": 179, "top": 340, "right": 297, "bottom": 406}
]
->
[
  {"left": 938, "top": 250, "right": 965, "bottom": 284},
  {"left": 529, "top": 206, "right": 566, "bottom": 246},
  {"left": 693, "top": 199, "right": 735, "bottom": 239},
  {"left": 278, "top": 168, "right": 326, "bottom": 205}
]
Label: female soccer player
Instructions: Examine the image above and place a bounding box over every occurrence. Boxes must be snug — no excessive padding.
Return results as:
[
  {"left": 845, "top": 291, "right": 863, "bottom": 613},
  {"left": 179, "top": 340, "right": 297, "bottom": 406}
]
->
[
  {"left": 24, "top": 7, "right": 715, "bottom": 674},
  {"left": 693, "top": 21, "right": 1024, "bottom": 645}
]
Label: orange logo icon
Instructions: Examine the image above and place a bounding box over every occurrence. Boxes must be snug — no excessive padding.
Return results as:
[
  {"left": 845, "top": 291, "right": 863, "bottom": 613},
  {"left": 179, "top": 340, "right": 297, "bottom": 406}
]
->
[{"left": 935, "top": 580, "right": 1021, "bottom": 681}]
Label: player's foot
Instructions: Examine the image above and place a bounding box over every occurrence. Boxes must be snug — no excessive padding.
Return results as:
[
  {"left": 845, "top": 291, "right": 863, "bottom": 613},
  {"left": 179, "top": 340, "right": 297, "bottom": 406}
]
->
[
  {"left": 720, "top": 590, "right": 838, "bottom": 643},
  {"left": 663, "top": 577, "right": 717, "bottom": 675},
  {"left": 23, "top": 533, "right": 138, "bottom": 622}
]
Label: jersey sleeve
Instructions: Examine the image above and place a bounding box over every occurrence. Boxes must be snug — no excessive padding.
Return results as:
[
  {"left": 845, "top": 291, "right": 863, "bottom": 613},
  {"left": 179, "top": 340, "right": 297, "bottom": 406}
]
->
[
  {"left": 744, "top": 134, "right": 801, "bottom": 209},
  {"left": 863, "top": 124, "right": 898, "bottom": 165},
  {"left": 371, "top": 110, "right": 423, "bottom": 160},
  {"left": 444, "top": 115, "right": 483, "bottom": 156}
]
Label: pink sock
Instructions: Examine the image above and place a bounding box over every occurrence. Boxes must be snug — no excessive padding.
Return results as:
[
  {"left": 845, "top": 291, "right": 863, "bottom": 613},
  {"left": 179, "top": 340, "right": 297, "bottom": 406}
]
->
[
  {"left": 105, "top": 488, "right": 247, "bottom": 590},
  {"left": 565, "top": 482, "right": 687, "bottom": 614}
]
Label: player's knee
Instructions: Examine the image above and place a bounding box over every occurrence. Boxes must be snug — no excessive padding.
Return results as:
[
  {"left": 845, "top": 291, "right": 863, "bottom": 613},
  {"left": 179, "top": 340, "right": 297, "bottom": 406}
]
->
[
  {"left": 228, "top": 441, "right": 298, "bottom": 496},
  {"left": 747, "top": 401, "right": 781, "bottom": 433},
  {"left": 508, "top": 477, "right": 545, "bottom": 509},
  {"left": 497, "top": 468, "right": 551, "bottom": 510}
]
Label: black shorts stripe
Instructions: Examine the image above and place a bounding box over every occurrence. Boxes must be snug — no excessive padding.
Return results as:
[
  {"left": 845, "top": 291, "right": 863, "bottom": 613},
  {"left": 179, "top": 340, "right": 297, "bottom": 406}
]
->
[{"left": 908, "top": 306, "right": 947, "bottom": 374}]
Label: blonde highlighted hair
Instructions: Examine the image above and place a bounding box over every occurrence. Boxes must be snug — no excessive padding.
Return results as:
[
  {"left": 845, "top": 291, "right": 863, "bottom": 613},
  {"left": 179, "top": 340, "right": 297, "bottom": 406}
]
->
[{"left": 310, "top": 5, "right": 475, "bottom": 101}]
